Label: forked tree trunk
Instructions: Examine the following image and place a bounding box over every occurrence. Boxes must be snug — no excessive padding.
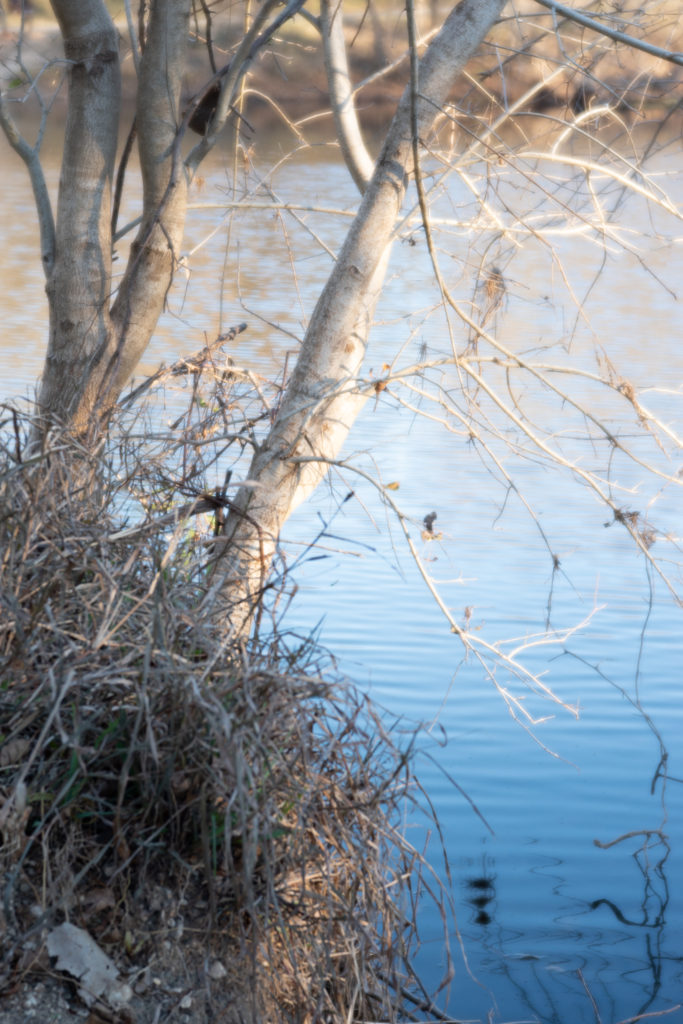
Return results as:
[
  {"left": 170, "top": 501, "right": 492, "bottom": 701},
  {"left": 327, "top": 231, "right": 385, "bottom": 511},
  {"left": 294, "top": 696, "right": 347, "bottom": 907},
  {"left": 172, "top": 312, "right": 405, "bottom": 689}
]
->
[
  {"left": 38, "top": 0, "right": 120, "bottom": 432},
  {"left": 38, "top": 0, "right": 190, "bottom": 435},
  {"left": 206, "top": 0, "right": 506, "bottom": 633}
]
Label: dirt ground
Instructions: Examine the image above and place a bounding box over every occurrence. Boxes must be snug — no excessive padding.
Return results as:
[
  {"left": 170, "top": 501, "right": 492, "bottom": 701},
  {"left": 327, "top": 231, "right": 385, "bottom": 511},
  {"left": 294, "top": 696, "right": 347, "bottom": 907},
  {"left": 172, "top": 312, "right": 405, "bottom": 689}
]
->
[{"left": 0, "top": 878, "right": 261, "bottom": 1024}]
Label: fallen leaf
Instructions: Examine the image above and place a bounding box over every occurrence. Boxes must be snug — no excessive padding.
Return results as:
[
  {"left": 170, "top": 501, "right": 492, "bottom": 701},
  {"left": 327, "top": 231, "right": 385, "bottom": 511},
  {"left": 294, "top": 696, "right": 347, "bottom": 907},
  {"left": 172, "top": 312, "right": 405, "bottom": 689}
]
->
[{"left": 47, "top": 922, "right": 120, "bottom": 1006}]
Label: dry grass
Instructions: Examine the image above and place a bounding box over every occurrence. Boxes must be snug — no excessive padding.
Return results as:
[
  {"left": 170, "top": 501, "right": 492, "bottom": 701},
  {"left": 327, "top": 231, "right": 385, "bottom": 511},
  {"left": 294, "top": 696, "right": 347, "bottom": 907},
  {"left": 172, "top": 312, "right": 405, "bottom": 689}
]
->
[{"left": 0, "top": 370, "right": 452, "bottom": 1023}]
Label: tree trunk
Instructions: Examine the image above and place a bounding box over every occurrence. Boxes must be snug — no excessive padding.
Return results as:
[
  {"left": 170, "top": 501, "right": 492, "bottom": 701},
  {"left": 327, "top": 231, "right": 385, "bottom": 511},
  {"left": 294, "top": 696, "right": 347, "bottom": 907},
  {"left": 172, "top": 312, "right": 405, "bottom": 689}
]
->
[
  {"left": 206, "top": 0, "right": 506, "bottom": 633},
  {"left": 38, "top": 0, "right": 120, "bottom": 433},
  {"left": 37, "top": 0, "right": 190, "bottom": 436}
]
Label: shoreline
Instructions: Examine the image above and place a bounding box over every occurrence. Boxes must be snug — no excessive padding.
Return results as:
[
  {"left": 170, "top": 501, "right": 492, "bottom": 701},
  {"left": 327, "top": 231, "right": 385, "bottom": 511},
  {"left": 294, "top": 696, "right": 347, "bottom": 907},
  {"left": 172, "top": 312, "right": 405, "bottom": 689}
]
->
[{"left": 1, "top": 13, "right": 680, "bottom": 143}]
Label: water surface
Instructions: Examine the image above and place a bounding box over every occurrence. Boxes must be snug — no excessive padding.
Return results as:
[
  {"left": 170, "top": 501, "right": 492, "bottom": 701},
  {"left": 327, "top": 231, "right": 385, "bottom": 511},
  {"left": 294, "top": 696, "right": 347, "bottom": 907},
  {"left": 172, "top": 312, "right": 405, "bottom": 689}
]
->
[{"left": 1, "top": 122, "right": 682, "bottom": 1023}]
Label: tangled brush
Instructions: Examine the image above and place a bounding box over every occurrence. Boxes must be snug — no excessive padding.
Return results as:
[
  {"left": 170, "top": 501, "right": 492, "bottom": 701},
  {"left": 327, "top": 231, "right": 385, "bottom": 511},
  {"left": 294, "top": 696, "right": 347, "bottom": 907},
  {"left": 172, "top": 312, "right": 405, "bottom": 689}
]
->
[{"left": 0, "top": 394, "right": 451, "bottom": 1023}]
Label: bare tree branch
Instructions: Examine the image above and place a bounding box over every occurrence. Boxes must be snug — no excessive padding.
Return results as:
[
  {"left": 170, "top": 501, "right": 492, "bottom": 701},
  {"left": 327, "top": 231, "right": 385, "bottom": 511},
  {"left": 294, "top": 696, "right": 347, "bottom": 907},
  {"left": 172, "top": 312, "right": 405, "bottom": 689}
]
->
[
  {"left": 321, "top": 0, "right": 375, "bottom": 194},
  {"left": 533, "top": 0, "right": 683, "bottom": 67},
  {"left": 185, "top": 0, "right": 307, "bottom": 178},
  {"left": 0, "top": 90, "right": 55, "bottom": 275},
  {"left": 124, "top": 0, "right": 141, "bottom": 76}
]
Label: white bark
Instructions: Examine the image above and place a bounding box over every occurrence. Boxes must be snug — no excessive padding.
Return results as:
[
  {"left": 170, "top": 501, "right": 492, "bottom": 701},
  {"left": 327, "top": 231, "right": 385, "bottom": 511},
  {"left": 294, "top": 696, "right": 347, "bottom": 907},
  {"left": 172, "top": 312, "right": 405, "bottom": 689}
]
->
[
  {"left": 321, "top": 0, "right": 375, "bottom": 194},
  {"left": 207, "top": 0, "right": 507, "bottom": 632},
  {"left": 29, "top": 0, "right": 308, "bottom": 434}
]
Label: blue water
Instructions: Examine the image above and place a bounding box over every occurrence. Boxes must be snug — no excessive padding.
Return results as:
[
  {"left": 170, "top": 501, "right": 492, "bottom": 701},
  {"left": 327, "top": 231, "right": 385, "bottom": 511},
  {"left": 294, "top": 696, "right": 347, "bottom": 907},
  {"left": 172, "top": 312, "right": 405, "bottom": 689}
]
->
[
  {"left": 280, "top": 420, "right": 683, "bottom": 1021},
  {"left": 2, "top": 126, "right": 683, "bottom": 1022},
  {"left": 265, "top": 146, "right": 683, "bottom": 1021}
]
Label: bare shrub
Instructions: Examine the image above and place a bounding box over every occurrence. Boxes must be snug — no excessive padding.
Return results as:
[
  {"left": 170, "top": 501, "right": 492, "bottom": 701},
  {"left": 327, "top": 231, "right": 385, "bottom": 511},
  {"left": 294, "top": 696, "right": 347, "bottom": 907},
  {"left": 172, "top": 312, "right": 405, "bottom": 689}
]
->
[{"left": 0, "top": 381, "right": 450, "bottom": 1023}]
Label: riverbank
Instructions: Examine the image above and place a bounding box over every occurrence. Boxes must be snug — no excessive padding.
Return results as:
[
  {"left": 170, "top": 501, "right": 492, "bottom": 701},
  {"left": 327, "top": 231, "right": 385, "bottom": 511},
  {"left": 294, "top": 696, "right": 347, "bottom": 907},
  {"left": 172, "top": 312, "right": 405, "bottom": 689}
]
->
[{"left": 2, "top": 5, "right": 680, "bottom": 146}]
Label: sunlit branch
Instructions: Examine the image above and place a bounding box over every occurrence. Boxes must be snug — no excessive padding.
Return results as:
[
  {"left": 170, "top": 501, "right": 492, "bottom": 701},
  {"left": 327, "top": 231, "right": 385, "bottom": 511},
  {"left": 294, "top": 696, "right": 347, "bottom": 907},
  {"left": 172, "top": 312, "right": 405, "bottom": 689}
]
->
[
  {"left": 321, "top": 0, "right": 375, "bottom": 194},
  {"left": 523, "top": 152, "right": 683, "bottom": 220}
]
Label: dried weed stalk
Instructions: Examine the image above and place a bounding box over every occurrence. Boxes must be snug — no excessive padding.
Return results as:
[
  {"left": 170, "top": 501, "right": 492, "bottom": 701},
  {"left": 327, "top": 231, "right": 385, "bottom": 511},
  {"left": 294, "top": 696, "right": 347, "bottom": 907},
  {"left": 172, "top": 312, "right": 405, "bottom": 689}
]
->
[{"left": 0, "top": 376, "right": 451, "bottom": 1023}]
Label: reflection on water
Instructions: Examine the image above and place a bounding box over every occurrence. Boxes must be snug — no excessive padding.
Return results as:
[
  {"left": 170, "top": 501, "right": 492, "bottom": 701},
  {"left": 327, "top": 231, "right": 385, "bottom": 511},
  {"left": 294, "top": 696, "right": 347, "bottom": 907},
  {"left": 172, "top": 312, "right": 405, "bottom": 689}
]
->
[
  {"left": 465, "top": 864, "right": 497, "bottom": 927},
  {"left": 1, "top": 125, "right": 683, "bottom": 1023},
  {"left": 467, "top": 833, "right": 674, "bottom": 1022},
  {"left": 589, "top": 829, "right": 671, "bottom": 1017}
]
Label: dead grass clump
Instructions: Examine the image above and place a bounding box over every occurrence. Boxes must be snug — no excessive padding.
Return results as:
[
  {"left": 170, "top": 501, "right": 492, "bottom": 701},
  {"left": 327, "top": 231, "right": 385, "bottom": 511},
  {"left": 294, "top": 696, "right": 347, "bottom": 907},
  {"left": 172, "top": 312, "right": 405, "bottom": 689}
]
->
[{"left": 0, "top": 403, "right": 450, "bottom": 1023}]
